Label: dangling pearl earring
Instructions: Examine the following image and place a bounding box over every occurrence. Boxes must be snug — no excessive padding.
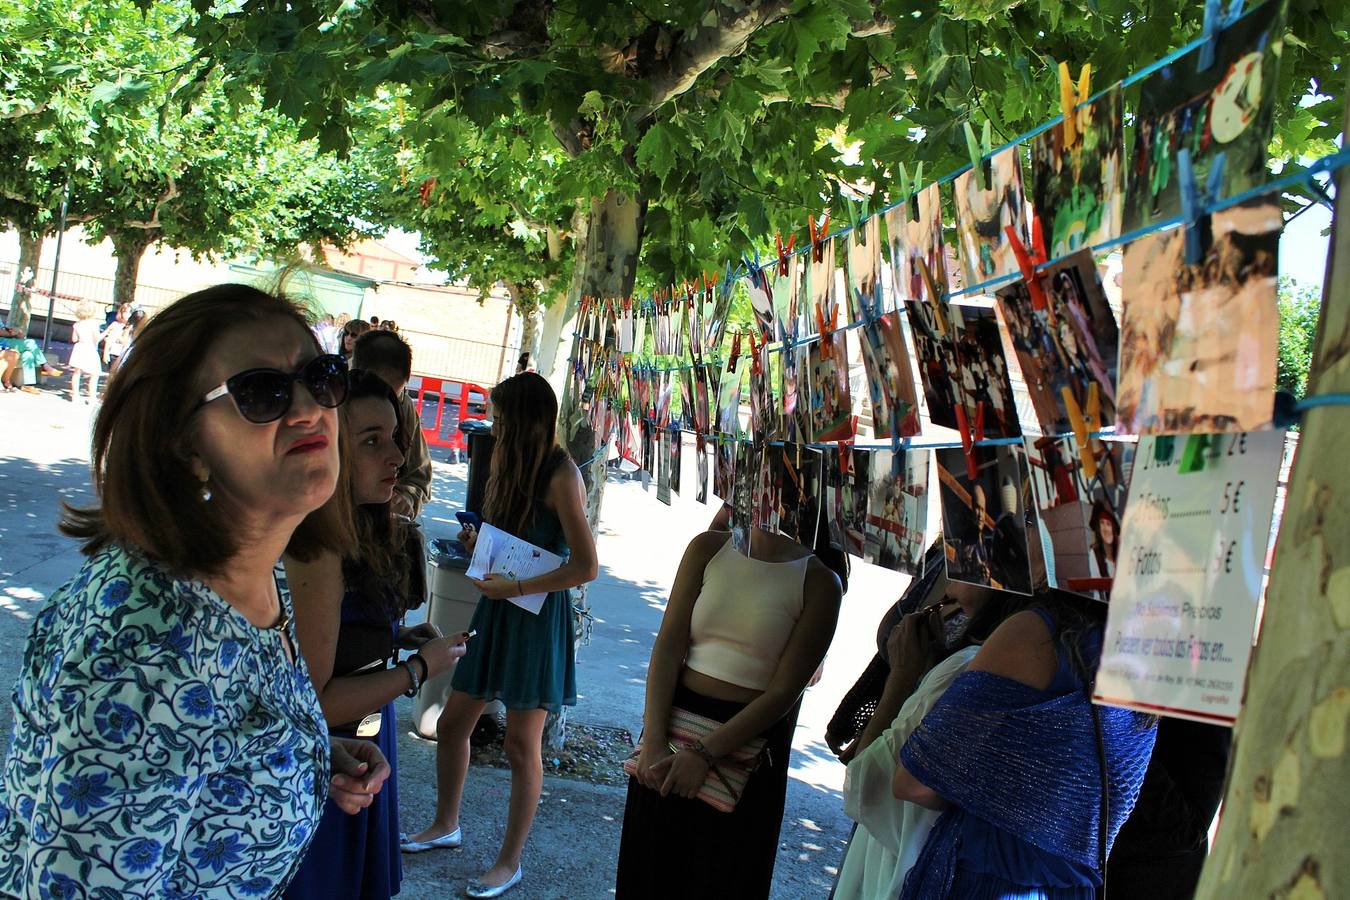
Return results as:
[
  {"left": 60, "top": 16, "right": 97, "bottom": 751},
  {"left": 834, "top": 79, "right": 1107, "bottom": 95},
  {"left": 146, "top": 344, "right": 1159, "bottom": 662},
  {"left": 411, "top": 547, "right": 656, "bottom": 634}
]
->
[{"left": 199, "top": 479, "right": 213, "bottom": 502}]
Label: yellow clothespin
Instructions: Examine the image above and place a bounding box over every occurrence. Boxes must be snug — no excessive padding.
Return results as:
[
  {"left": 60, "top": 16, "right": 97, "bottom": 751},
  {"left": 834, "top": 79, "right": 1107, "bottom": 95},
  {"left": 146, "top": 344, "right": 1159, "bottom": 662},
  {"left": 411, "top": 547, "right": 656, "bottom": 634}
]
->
[
  {"left": 916, "top": 258, "right": 948, "bottom": 337},
  {"left": 1058, "top": 62, "right": 1092, "bottom": 149},
  {"left": 1061, "top": 381, "right": 1101, "bottom": 480}
]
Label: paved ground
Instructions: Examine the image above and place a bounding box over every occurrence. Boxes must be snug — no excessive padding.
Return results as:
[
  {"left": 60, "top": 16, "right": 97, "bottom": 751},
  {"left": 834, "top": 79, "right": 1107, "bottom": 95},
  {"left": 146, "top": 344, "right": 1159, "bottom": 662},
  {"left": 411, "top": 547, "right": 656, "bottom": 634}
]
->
[{"left": 0, "top": 382, "right": 914, "bottom": 899}]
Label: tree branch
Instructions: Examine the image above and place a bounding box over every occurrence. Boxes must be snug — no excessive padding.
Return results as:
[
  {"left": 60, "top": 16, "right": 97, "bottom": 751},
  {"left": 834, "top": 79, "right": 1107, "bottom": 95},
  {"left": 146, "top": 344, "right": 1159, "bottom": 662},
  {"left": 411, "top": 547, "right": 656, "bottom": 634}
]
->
[
  {"left": 629, "top": 0, "right": 795, "bottom": 126},
  {"left": 0, "top": 99, "right": 50, "bottom": 119},
  {"left": 123, "top": 174, "right": 179, "bottom": 229}
]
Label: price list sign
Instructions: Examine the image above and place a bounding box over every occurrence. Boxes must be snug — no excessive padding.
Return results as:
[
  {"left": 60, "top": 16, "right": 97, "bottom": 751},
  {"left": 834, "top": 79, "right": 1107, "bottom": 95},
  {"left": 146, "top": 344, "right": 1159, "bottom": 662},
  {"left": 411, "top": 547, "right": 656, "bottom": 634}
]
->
[{"left": 1094, "top": 430, "right": 1284, "bottom": 724}]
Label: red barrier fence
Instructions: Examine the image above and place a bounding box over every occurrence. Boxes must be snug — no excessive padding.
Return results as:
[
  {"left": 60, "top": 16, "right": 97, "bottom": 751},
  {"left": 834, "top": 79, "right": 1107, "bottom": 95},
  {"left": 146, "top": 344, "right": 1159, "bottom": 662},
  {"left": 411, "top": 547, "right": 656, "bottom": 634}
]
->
[{"left": 411, "top": 375, "right": 489, "bottom": 458}]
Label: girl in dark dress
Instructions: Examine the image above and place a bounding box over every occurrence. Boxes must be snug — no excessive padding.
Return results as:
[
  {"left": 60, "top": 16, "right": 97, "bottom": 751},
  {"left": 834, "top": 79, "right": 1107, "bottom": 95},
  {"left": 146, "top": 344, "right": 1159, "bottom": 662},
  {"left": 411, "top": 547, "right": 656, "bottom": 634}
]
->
[
  {"left": 404, "top": 372, "right": 599, "bottom": 899},
  {"left": 285, "top": 370, "right": 468, "bottom": 899}
]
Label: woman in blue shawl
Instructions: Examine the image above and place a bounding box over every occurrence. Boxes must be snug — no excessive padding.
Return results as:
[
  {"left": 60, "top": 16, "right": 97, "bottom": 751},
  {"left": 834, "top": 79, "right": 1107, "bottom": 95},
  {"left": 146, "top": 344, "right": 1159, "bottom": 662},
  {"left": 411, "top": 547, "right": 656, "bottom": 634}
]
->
[{"left": 893, "top": 591, "right": 1156, "bottom": 899}]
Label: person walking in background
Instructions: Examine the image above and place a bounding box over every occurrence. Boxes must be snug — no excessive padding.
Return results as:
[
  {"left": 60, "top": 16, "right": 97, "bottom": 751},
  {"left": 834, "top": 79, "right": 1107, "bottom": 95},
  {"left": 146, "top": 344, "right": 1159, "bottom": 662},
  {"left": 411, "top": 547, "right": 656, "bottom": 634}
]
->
[
  {"left": 67, "top": 301, "right": 109, "bottom": 403},
  {"left": 403, "top": 373, "right": 598, "bottom": 900},
  {"left": 352, "top": 330, "right": 431, "bottom": 519},
  {"left": 892, "top": 590, "right": 1157, "bottom": 899},
  {"left": 284, "top": 370, "right": 469, "bottom": 900},
  {"left": 0, "top": 284, "right": 390, "bottom": 897},
  {"left": 101, "top": 302, "right": 133, "bottom": 374},
  {"left": 341, "top": 318, "right": 372, "bottom": 360},
  {"left": 614, "top": 520, "right": 848, "bottom": 900}
]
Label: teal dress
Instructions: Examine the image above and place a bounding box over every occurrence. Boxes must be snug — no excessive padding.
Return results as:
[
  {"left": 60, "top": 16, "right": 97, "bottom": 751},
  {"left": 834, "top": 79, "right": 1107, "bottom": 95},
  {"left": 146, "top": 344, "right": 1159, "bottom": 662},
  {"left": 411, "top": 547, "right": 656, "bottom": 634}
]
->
[{"left": 451, "top": 453, "right": 577, "bottom": 712}]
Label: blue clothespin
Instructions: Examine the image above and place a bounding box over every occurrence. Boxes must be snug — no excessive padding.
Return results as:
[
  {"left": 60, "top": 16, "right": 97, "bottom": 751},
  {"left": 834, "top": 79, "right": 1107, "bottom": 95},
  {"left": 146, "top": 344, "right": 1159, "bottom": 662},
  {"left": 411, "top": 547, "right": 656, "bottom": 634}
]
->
[{"left": 1197, "top": 0, "right": 1245, "bottom": 72}]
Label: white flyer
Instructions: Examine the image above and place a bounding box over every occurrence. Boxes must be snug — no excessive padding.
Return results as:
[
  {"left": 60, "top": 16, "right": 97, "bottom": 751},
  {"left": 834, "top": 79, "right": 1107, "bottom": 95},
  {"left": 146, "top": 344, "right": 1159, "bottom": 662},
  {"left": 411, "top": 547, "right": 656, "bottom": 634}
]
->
[
  {"left": 1093, "top": 430, "right": 1284, "bottom": 724},
  {"left": 465, "top": 523, "right": 565, "bottom": 615}
]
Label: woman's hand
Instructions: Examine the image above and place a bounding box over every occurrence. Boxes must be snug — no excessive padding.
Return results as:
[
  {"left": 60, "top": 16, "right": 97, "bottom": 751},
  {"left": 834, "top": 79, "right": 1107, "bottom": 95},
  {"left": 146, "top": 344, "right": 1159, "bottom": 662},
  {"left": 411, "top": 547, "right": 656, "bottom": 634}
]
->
[
  {"left": 396, "top": 622, "right": 441, "bottom": 650},
  {"left": 458, "top": 525, "right": 478, "bottom": 554},
  {"left": 416, "top": 632, "right": 470, "bottom": 678},
  {"left": 329, "top": 737, "right": 392, "bottom": 814},
  {"left": 886, "top": 605, "right": 946, "bottom": 681},
  {"left": 635, "top": 740, "right": 675, "bottom": 791},
  {"left": 470, "top": 573, "right": 523, "bottom": 600},
  {"left": 650, "top": 748, "right": 709, "bottom": 799}
]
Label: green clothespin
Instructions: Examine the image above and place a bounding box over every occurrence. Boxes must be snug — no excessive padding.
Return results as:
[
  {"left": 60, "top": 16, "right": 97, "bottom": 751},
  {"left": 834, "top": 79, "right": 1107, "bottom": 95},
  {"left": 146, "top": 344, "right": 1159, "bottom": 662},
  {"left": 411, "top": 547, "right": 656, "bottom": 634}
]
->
[
  {"left": 1153, "top": 435, "right": 1176, "bottom": 466},
  {"left": 963, "top": 121, "right": 992, "bottom": 191},
  {"left": 1178, "top": 434, "right": 1211, "bottom": 474},
  {"left": 897, "top": 162, "right": 925, "bottom": 216},
  {"left": 846, "top": 196, "right": 871, "bottom": 243}
]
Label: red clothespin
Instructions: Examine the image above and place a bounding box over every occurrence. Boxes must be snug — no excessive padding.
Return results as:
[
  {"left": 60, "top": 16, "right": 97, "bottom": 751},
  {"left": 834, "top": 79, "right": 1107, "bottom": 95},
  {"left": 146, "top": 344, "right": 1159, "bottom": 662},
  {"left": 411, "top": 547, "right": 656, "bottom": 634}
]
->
[
  {"left": 838, "top": 442, "right": 851, "bottom": 476},
  {"left": 808, "top": 214, "right": 832, "bottom": 262},
  {"left": 954, "top": 402, "right": 986, "bottom": 481},
  {"left": 775, "top": 233, "right": 796, "bottom": 276},
  {"left": 1005, "top": 220, "right": 1051, "bottom": 314},
  {"left": 727, "top": 330, "right": 742, "bottom": 371}
]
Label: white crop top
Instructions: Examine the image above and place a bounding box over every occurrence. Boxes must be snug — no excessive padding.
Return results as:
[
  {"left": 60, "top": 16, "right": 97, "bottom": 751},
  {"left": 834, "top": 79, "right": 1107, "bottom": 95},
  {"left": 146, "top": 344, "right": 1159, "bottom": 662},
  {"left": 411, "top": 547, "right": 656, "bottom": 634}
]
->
[{"left": 684, "top": 537, "right": 811, "bottom": 691}]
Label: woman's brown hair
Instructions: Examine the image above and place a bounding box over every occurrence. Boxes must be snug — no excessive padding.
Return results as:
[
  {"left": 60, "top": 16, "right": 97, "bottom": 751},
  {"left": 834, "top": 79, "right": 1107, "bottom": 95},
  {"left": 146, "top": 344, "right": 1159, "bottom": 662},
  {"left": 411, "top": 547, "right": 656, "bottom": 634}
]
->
[
  {"left": 60, "top": 283, "right": 355, "bottom": 576},
  {"left": 483, "top": 372, "right": 565, "bottom": 537}
]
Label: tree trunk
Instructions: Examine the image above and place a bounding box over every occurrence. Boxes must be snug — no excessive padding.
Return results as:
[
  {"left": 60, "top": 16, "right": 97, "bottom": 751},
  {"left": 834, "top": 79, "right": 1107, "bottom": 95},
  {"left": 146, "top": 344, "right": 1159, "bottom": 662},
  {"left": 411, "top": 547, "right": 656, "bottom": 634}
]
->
[
  {"left": 519, "top": 304, "right": 542, "bottom": 365},
  {"left": 109, "top": 230, "right": 156, "bottom": 308},
  {"left": 543, "top": 189, "right": 646, "bottom": 751},
  {"left": 536, "top": 205, "right": 590, "bottom": 388},
  {"left": 1195, "top": 86, "right": 1350, "bottom": 899},
  {"left": 8, "top": 230, "right": 42, "bottom": 333}
]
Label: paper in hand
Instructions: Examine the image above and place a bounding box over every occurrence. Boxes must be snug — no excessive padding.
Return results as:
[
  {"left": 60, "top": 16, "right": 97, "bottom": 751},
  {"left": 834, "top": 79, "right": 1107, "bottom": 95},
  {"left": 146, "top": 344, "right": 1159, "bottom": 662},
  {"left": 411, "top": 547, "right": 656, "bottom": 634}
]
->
[{"left": 465, "top": 523, "right": 565, "bottom": 615}]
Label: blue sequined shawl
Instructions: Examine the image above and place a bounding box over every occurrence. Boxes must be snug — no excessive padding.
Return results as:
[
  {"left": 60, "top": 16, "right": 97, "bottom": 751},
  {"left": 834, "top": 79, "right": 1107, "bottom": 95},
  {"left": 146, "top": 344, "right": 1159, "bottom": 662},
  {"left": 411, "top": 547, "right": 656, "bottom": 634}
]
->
[{"left": 897, "top": 670, "right": 1156, "bottom": 899}]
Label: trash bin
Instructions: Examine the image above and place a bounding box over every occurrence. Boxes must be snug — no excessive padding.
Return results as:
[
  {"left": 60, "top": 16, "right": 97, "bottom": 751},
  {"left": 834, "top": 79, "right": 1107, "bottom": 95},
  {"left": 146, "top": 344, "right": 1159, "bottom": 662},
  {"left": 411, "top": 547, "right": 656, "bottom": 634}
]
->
[
  {"left": 459, "top": 418, "right": 494, "bottom": 514},
  {"left": 413, "top": 537, "right": 484, "bottom": 738}
]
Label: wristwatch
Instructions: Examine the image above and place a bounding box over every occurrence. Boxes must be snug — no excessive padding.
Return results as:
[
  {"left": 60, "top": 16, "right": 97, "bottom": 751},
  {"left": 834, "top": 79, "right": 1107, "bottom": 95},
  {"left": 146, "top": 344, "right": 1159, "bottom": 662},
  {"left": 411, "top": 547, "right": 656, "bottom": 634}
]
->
[
  {"left": 402, "top": 659, "right": 423, "bottom": 697},
  {"left": 690, "top": 740, "right": 717, "bottom": 766}
]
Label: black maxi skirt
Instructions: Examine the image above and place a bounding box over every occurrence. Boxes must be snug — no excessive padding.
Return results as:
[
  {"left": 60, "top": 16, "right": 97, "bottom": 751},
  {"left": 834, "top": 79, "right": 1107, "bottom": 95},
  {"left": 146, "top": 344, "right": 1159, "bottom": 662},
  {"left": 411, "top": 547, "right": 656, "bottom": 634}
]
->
[{"left": 615, "top": 682, "right": 801, "bottom": 900}]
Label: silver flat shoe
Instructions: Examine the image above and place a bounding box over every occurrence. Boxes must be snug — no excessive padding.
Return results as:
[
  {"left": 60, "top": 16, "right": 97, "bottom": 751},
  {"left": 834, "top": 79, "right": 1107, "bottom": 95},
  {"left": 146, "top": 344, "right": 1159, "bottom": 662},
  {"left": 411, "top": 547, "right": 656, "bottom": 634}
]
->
[
  {"left": 465, "top": 866, "right": 522, "bottom": 898},
  {"left": 400, "top": 827, "right": 462, "bottom": 853}
]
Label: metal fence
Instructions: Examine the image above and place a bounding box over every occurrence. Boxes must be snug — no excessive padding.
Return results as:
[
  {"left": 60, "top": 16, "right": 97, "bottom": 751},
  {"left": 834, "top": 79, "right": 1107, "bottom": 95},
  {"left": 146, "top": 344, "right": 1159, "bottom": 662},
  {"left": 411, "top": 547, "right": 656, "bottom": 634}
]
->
[
  {"left": 399, "top": 326, "right": 517, "bottom": 387},
  {"left": 0, "top": 262, "right": 185, "bottom": 325}
]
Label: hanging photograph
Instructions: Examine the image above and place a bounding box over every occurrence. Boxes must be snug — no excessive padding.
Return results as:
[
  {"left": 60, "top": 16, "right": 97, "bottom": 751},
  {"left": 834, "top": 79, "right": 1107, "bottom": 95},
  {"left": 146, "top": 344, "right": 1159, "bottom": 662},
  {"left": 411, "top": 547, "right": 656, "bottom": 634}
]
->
[
  {"left": 937, "top": 444, "right": 1034, "bottom": 594},
  {"left": 716, "top": 355, "right": 746, "bottom": 436},
  {"left": 1122, "top": 0, "right": 1285, "bottom": 233},
  {"left": 657, "top": 427, "right": 672, "bottom": 506},
  {"left": 864, "top": 448, "right": 931, "bottom": 575},
  {"left": 996, "top": 249, "right": 1120, "bottom": 435},
  {"left": 807, "top": 332, "right": 855, "bottom": 442},
  {"left": 713, "top": 435, "right": 736, "bottom": 503},
  {"left": 824, "top": 447, "right": 871, "bottom": 557},
  {"left": 781, "top": 340, "right": 801, "bottom": 442},
  {"left": 1031, "top": 85, "right": 1126, "bottom": 257},
  {"left": 746, "top": 266, "right": 776, "bottom": 340},
  {"left": 1117, "top": 196, "right": 1280, "bottom": 435},
  {"left": 904, "top": 297, "right": 966, "bottom": 431},
  {"left": 730, "top": 440, "right": 758, "bottom": 554},
  {"left": 693, "top": 363, "right": 712, "bottom": 435},
  {"left": 806, "top": 238, "right": 836, "bottom": 324},
  {"left": 885, "top": 183, "right": 949, "bottom": 305},
  {"left": 859, "top": 310, "right": 922, "bottom": 439},
  {"left": 705, "top": 267, "right": 735, "bottom": 351},
  {"left": 749, "top": 345, "right": 778, "bottom": 439},
  {"left": 695, "top": 434, "right": 710, "bottom": 504},
  {"left": 668, "top": 424, "right": 683, "bottom": 497},
  {"left": 953, "top": 145, "right": 1032, "bottom": 289},
  {"left": 773, "top": 255, "right": 800, "bottom": 344},
  {"left": 1024, "top": 436, "right": 1134, "bottom": 598},
  {"left": 772, "top": 445, "right": 821, "bottom": 549},
  {"left": 950, "top": 302, "right": 1022, "bottom": 439},
  {"left": 845, "top": 217, "right": 884, "bottom": 323}
]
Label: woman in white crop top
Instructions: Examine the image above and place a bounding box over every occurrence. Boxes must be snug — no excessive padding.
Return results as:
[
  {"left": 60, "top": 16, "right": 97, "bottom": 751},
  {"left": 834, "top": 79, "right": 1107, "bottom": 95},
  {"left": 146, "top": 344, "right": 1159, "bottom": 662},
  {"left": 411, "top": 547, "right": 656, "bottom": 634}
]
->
[{"left": 615, "top": 523, "right": 848, "bottom": 900}]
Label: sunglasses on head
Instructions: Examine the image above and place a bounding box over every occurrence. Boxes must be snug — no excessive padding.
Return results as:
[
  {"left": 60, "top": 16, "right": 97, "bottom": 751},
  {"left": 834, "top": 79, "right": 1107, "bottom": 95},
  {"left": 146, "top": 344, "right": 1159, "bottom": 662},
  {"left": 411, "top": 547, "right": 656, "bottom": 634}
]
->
[{"left": 195, "top": 354, "right": 349, "bottom": 424}]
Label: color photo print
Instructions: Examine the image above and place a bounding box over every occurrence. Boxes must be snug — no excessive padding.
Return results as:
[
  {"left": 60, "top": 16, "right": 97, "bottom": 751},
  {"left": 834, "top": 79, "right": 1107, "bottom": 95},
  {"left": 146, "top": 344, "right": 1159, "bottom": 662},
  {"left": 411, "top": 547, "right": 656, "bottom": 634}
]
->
[
  {"left": 714, "top": 435, "right": 736, "bottom": 503},
  {"left": 657, "top": 427, "right": 672, "bottom": 506},
  {"left": 761, "top": 444, "right": 822, "bottom": 548},
  {"left": 885, "top": 182, "right": 949, "bottom": 305},
  {"left": 1122, "top": 0, "right": 1285, "bottom": 233},
  {"left": 1030, "top": 85, "right": 1125, "bottom": 257},
  {"left": 824, "top": 447, "right": 871, "bottom": 557},
  {"left": 807, "top": 332, "right": 854, "bottom": 442},
  {"left": 1025, "top": 435, "right": 1134, "bottom": 598},
  {"left": 1117, "top": 195, "right": 1280, "bottom": 435},
  {"left": 937, "top": 443, "right": 1035, "bottom": 594},
  {"left": 905, "top": 297, "right": 965, "bottom": 431},
  {"left": 996, "top": 249, "right": 1120, "bottom": 435},
  {"left": 865, "top": 448, "right": 931, "bottom": 575},
  {"left": 729, "top": 440, "right": 759, "bottom": 554},
  {"left": 845, "top": 216, "right": 885, "bottom": 324},
  {"left": 695, "top": 434, "right": 710, "bottom": 504},
  {"left": 859, "top": 310, "right": 922, "bottom": 439},
  {"left": 950, "top": 302, "right": 1021, "bottom": 439},
  {"left": 953, "top": 145, "right": 1032, "bottom": 289},
  {"left": 716, "top": 355, "right": 747, "bottom": 437}
]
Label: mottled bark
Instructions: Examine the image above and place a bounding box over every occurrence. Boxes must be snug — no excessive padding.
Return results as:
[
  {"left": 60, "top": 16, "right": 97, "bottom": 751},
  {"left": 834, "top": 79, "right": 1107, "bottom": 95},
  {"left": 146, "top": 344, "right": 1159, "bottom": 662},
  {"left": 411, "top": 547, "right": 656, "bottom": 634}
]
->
[
  {"left": 1196, "top": 82, "right": 1350, "bottom": 900},
  {"left": 109, "top": 229, "right": 157, "bottom": 308},
  {"left": 8, "top": 231, "right": 42, "bottom": 332}
]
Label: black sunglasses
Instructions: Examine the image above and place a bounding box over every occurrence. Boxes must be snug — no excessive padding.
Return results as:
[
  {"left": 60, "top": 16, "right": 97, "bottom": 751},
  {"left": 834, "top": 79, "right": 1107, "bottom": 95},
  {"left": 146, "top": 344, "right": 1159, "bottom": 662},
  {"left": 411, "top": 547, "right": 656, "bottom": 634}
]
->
[{"left": 195, "top": 354, "right": 349, "bottom": 424}]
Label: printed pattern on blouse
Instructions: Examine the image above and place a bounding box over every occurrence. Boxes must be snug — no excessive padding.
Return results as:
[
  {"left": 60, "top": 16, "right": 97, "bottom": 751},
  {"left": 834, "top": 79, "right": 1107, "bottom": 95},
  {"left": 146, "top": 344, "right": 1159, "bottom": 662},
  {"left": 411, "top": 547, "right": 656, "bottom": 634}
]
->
[{"left": 0, "top": 544, "right": 331, "bottom": 899}]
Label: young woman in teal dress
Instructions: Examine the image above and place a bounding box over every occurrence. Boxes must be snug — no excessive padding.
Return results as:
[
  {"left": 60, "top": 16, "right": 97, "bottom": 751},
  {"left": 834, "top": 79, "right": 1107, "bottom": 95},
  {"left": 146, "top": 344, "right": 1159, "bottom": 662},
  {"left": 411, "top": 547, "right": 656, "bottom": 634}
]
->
[
  {"left": 403, "top": 372, "right": 598, "bottom": 899},
  {"left": 0, "top": 285, "right": 391, "bottom": 898}
]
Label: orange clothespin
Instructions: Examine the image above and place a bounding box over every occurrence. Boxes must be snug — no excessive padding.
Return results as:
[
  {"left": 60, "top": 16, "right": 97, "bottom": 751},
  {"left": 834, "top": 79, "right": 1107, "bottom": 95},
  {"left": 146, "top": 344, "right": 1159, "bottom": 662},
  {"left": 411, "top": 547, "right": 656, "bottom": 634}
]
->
[
  {"left": 1005, "top": 220, "right": 1051, "bottom": 316},
  {"left": 954, "top": 402, "right": 986, "bottom": 481},
  {"left": 808, "top": 214, "right": 832, "bottom": 262},
  {"left": 748, "top": 332, "right": 764, "bottom": 376},
  {"left": 814, "top": 297, "right": 839, "bottom": 348},
  {"left": 838, "top": 442, "right": 851, "bottom": 476},
  {"left": 1062, "top": 382, "right": 1101, "bottom": 480},
  {"left": 1058, "top": 62, "right": 1092, "bottom": 149},
  {"left": 775, "top": 233, "right": 796, "bottom": 276},
  {"left": 727, "top": 330, "right": 742, "bottom": 370}
]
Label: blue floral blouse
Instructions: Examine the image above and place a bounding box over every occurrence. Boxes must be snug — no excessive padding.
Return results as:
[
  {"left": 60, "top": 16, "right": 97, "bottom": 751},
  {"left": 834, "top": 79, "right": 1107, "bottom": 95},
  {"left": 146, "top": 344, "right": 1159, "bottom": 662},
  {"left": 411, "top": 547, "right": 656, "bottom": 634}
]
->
[{"left": 0, "top": 544, "right": 331, "bottom": 898}]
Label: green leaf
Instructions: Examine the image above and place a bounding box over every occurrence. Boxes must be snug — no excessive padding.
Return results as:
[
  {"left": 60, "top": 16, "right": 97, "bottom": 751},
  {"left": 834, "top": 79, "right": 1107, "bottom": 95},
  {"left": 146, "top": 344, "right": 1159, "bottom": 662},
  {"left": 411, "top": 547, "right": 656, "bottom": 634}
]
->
[{"left": 635, "top": 121, "right": 679, "bottom": 182}]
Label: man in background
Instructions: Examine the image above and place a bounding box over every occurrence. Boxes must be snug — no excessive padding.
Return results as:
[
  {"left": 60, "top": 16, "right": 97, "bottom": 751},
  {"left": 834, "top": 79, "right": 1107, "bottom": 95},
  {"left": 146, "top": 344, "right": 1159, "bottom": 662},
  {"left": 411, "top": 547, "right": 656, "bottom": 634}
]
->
[{"left": 353, "top": 329, "right": 432, "bottom": 519}]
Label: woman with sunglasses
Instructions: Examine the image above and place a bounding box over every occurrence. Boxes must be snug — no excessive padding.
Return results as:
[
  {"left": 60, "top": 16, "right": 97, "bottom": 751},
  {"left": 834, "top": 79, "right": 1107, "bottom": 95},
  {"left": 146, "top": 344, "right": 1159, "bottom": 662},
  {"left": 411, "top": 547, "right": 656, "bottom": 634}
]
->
[
  {"left": 403, "top": 372, "right": 598, "bottom": 899},
  {"left": 341, "top": 319, "right": 371, "bottom": 360},
  {"left": 283, "top": 370, "right": 469, "bottom": 900},
  {"left": 0, "top": 284, "right": 392, "bottom": 897}
]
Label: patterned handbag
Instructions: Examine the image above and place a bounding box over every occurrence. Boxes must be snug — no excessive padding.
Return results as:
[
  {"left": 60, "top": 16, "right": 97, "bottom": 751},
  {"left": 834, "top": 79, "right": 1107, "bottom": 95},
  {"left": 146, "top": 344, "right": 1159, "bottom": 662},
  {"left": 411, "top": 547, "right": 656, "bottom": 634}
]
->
[{"left": 623, "top": 706, "right": 768, "bottom": 813}]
